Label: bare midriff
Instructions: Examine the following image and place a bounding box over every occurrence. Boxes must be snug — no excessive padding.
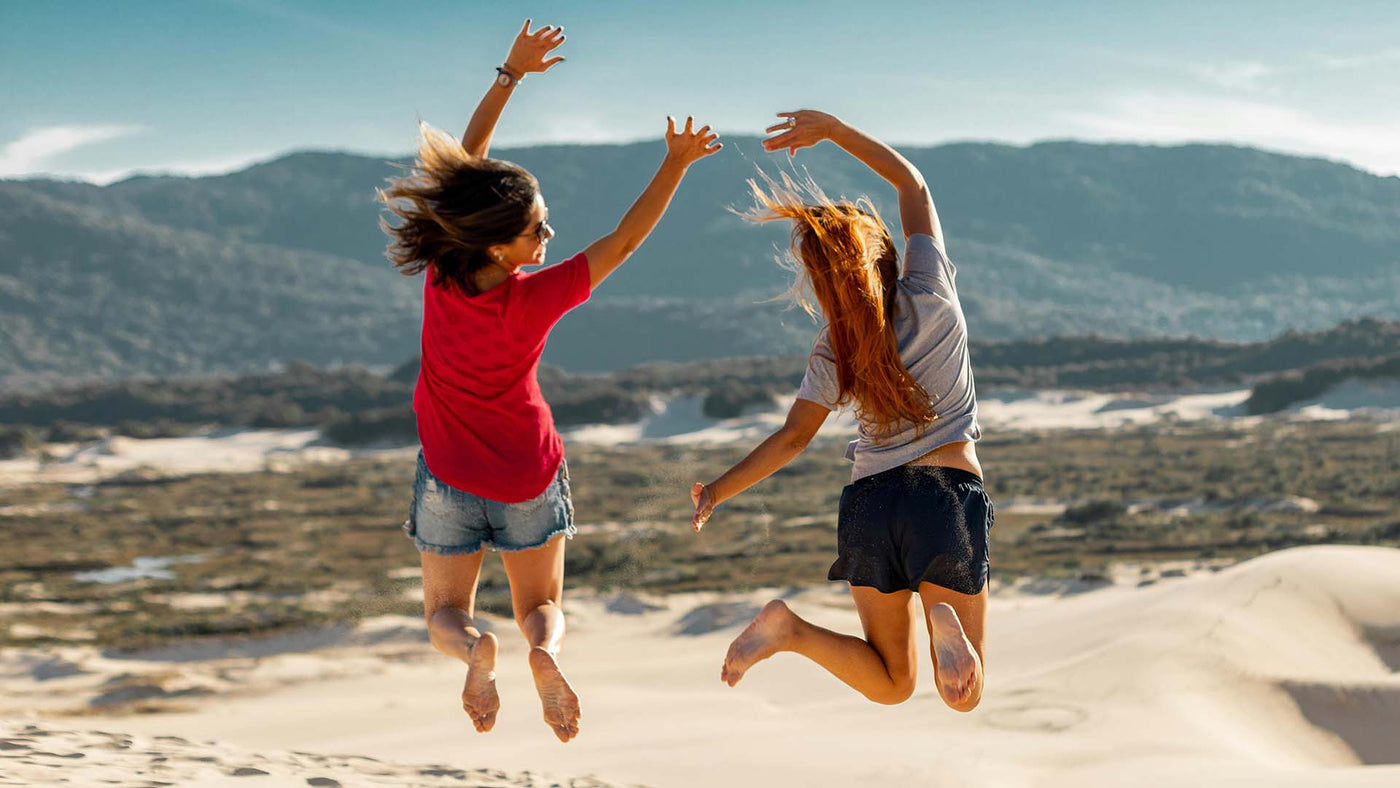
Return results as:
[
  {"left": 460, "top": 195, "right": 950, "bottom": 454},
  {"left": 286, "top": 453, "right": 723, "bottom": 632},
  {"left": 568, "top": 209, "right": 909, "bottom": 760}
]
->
[{"left": 905, "top": 440, "right": 983, "bottom": 480}]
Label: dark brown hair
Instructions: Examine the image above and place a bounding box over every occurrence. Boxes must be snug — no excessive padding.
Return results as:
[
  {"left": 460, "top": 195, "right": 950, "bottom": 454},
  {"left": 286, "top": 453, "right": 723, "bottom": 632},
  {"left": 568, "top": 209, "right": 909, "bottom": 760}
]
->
[
  {"left": 746, "top": 173, "right": 936, "bottom": 441},
  {"left": 378, "top": 122, "right": 539, "bottom": 295}
]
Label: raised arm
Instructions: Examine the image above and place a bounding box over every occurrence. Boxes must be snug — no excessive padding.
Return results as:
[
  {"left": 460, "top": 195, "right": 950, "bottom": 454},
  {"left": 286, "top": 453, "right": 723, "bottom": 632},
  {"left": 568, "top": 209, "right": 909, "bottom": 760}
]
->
[
  {"left": 459, "top": 20, "right": 566, "bottom": 158},
  {"left": 762, "top": 110, "right": 943, "bottom": 243},
  {"left": 689, "top": 398, "right": 830, "bottom": 532},
  {"left": 582, "top": 116, "right": 721, "bottom": 289}
]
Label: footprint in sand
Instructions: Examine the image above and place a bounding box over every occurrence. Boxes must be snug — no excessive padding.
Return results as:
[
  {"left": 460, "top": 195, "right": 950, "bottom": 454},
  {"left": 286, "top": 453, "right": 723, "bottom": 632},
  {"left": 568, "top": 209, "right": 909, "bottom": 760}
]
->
[{"left": 984, "top": 704, "right": 1088, "bottom": 732}]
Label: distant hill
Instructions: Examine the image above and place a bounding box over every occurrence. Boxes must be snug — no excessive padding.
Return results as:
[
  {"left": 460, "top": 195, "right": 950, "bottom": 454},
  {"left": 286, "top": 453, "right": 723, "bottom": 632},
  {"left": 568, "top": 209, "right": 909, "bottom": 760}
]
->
[{"left": 3, "top": 139, "right": 1398, "bottom": 387}]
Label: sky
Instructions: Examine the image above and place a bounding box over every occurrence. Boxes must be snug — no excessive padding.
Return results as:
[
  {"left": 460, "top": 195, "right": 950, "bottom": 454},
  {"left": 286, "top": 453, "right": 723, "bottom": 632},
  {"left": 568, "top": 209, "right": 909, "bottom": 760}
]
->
[{"left": 3, "top": 0, "right": 1399, "bottom": 183}]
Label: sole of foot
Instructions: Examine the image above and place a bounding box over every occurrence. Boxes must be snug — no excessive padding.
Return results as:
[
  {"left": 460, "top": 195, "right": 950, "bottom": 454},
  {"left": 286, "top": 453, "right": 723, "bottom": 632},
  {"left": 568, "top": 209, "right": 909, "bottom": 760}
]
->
[
  {"left": 721, "top": 599, "right": 793, "bottom": 687},
  {"left": 928, "top": 602, "right": 981, "bottom": 710},
  {"left": 528, "top": 647, "right": 581, "bottom": 743},
  {"left": 461, "top": 632, "right": 500, "bottom": 732}
]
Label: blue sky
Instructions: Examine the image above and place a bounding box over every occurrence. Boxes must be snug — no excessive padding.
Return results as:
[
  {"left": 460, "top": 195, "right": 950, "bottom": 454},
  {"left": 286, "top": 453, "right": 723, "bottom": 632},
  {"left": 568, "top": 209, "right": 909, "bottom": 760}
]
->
[{"left": 3, "top": 0, "right": 1399, "bottom": 182}]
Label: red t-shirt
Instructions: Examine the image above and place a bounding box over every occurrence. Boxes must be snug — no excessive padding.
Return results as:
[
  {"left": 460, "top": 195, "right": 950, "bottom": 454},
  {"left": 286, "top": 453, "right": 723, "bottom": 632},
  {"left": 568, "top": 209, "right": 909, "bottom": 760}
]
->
[{"left": 414, "top": 253, "right": 591, "bottom": 503}]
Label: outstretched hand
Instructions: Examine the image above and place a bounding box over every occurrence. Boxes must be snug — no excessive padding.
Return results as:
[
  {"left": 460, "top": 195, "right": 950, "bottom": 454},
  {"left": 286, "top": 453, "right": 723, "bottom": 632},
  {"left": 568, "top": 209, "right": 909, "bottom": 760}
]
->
[
  {"left": 665, "top": 116, "right": 723, "bottom": 167},
  {"left": 690, "top": 482, "right": 716, "bottom": 533},
  {"left": 504, "top": 19, "right": 566, "bottom": 76},
  {"left": 762, "top": 109, "right": 839, "bottom": 156}
]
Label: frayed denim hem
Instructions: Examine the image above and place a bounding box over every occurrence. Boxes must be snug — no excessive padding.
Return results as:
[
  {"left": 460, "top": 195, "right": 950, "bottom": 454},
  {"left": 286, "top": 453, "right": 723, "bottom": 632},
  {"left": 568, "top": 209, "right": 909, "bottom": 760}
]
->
[
  {"left": 402, "top": 519, "right": 486, "bottom": 557},
  {"left": 409, "top": 538, "right": 488, "bottom": 557},
  {"left": 490, "top": 523, "right": 577, "bottom": 554}
]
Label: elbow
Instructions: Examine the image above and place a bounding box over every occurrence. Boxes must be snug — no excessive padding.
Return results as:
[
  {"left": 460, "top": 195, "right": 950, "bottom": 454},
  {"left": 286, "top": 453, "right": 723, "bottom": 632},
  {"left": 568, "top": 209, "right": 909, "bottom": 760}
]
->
[
  {"left": 611, "top": 226, "right": 644, "bottom": 260},
  {"left": 901, "top": 176, "right": 930, "bottom": 199},
  {"left": 780, "top": 428, "right": 813, "bottom": 454}
]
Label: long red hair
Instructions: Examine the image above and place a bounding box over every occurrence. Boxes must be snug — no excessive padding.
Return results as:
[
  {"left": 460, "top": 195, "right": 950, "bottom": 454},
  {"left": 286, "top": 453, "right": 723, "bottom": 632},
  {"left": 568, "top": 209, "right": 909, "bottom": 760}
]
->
[{"left": 746, "top": 173, "right": 937, "bottom": 441}]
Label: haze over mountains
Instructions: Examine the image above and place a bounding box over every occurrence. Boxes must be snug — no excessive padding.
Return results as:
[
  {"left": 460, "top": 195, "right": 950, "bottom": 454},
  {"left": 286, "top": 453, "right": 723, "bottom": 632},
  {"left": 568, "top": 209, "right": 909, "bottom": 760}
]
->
[{"left": 2, "top": 137, "right": 1398, "bottom": 388}]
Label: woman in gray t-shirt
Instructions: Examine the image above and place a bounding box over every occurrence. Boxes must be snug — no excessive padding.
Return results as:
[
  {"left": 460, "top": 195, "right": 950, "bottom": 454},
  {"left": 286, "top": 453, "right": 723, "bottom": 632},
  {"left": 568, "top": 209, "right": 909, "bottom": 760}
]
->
[{"left": 689, "top": 110, "right": 991, "bottom": 712}]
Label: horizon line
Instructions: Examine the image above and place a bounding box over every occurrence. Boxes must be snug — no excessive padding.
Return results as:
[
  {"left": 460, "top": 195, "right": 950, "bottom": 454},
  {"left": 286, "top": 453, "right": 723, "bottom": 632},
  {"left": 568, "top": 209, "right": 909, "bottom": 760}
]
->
[{"left": 5, "top": 135, "right": 1396, "bottom": 186}]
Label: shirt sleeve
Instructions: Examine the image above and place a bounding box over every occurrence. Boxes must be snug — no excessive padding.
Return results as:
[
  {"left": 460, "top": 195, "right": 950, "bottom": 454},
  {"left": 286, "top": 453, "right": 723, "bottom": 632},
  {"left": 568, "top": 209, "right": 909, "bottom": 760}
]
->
[
  {"left": 901, "top": 233, "right": 958, "bottom": 300},
  {"left": 517, "top": 252, "right": 592, "bottom": 328},
  {"left": 794, "top": 330, "right": 840, "bottom": 410}
]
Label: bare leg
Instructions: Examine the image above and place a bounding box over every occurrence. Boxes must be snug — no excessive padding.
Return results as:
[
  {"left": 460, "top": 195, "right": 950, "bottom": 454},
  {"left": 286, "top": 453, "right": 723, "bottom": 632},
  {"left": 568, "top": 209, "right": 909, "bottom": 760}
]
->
[
  {"left": 500, "top": 533, "right": 580, "bottom": 742},
  {"left": 918, "top": 583, "right": 986, "bottom": 712},
  {"left": 722, "top": 587, "right": 918, "bottom": 705},
  {"left": 421, "top": 550, "right": 500, "bottom": 732}
]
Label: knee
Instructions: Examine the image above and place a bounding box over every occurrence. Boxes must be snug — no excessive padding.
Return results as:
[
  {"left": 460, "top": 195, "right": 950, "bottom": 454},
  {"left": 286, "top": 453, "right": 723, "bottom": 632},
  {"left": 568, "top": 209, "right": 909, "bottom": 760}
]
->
[
  {"left": 425, "top": 606, "right": 451, "bottom": 633},
  {"left": 867, "top": 674, "right": 916, "bottom": 706},
  {"left": 424, "top": 607, "right": 462, "bottom": 651}
]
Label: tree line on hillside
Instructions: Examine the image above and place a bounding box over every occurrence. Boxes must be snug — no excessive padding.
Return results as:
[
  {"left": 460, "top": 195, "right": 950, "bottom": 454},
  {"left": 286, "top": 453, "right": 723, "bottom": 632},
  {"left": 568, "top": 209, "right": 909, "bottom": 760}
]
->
[{"left": 0, "top": 319, "right": 1394, "bottom": 454}]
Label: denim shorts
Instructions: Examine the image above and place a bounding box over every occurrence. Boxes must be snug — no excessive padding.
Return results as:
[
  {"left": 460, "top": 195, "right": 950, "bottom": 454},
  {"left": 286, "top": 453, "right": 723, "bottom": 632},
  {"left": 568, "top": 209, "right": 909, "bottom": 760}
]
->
[{"left": 403, "top": 451, "right": 576, "bottom": 555}]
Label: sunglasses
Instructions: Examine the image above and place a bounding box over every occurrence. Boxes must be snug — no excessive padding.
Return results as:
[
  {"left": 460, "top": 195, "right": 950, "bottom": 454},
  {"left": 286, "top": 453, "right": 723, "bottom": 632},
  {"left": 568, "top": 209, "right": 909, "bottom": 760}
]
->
[{"left": 518, "top": 218, "right": 552, "bottom": 242}]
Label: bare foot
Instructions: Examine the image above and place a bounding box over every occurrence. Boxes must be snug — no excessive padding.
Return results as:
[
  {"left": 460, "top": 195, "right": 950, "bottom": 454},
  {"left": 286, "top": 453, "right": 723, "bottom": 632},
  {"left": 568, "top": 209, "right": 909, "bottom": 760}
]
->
[
  {"left": 528, "top": 647, "right": 581, "bottom": 742},
  {"left": 461, "top": 632, "right": 499, "bottom": 732},
  {"left": 928, "top": 602, "right": 982, "bottom": 710},
  {"left": 721, "top": 599, "right": 794, "bottom": 687}
]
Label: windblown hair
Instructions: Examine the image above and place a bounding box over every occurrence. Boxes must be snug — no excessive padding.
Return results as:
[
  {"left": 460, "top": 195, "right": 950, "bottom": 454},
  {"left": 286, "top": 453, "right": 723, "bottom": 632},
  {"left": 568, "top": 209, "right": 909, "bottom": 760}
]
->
[
  {"left": 378, "top": 122, "right": 539, "bottom": 295},
  {"left": 745, "top": 173, "right": 937, "bottom": 441}
]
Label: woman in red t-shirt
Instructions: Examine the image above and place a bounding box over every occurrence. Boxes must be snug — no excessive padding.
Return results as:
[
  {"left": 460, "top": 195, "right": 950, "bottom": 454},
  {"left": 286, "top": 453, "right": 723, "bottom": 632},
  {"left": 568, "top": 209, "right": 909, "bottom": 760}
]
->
[{"left": 378, "top": 20, "right": 720, "bottom": 743}]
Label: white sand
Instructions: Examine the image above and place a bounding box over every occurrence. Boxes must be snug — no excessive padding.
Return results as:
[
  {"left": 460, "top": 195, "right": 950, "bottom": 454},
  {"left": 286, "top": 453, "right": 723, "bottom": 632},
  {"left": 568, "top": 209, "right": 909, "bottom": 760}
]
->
[
  {"left": 564, "top": 386, "right": 1400, "bottom": 447},
  {"left": 0, "top": 720, "right": 640, "bottom": 787},
  {"left": 3, "top": 386, "right": 1395, "bottom": 488},
  {"left": 8, "top": 546, "right": 1396, "bottom": 788},
  {"left": 0, "top": 428, "right": 416, "bottom": 486}
]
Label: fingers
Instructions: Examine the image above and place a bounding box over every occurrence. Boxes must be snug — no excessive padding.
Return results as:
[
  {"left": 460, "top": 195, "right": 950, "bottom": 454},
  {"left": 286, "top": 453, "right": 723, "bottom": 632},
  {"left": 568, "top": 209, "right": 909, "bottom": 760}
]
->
[
  {"left": 761, "top": 131, "right": 800, "bottom": 152},
  {"left": 762, "top": 129, "right": 793, "bottom": 146},
  {"left": 666, "top": 115, "right": 677, "bottom": 136},
  {"left": 684, "top": 116, "right": 694, "bottom": 134},
  {"left": 543, "top": 55, "right": 565, "bottom": 69},
  {"left": 690, "top": 483, "right": 713, "bottom": 532},
  {"left": 520, "top": 18, "right": 532, "bottom": 36}
]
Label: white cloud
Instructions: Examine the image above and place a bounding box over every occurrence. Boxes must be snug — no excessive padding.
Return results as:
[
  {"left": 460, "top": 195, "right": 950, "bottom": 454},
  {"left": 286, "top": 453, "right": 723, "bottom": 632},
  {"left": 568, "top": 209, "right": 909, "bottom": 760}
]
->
[
  {"left": 0, "top": 125, "right": 144, "bottom": 178},
  {"left": 0, "top": 126, "right": 284, "bottom": 184},
  {"left": 1063, "top": 93, "right": 1400, "bottom": 175},
  {"left": 1187, "top": 61, "right": 1274, "bottom": 91},
  {"left": 71, "top": 152, "right": 283, "bottom": 185},
  {"left": 1312, "top": 48, "right": 1400, "bottom": 70}
]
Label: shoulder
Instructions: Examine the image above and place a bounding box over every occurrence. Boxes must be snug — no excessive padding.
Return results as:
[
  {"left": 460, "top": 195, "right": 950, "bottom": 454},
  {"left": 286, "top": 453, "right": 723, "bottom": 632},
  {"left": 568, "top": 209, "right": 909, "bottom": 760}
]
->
[
  {"left": 520, "top": 251, "right": 588, "bottom": 281},
  {"left": 900, "top": 233, "right": 957, "bottom": 297},
  {"left": 905, "top": 233, "right": 950, "bottom": 267}
]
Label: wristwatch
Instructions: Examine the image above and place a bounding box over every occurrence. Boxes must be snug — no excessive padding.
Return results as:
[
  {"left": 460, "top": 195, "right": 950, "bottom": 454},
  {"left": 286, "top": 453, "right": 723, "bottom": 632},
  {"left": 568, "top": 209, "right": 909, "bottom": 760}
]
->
[{"left": 495, "top": 65, "right": 523, "bottom": 89}]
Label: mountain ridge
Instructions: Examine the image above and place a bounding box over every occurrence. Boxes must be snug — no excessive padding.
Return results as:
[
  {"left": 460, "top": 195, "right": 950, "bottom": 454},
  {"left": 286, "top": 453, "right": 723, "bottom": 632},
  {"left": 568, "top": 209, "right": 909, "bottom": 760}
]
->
[{"left": 2, "top": 138, "right": 1397, "bottom": 385}]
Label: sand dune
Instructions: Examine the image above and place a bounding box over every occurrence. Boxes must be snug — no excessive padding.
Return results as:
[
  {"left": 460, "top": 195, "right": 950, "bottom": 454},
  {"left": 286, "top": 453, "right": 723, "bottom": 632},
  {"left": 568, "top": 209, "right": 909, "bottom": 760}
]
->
[
  {"left": 10, "top": 545, "right": 1389, "bottom": 788},
  {"left": 0, "top": 721, "right": 641, "bottom": 787},
  {"left": 4, "top": 387, "right": 1397, "bottom": 487}
]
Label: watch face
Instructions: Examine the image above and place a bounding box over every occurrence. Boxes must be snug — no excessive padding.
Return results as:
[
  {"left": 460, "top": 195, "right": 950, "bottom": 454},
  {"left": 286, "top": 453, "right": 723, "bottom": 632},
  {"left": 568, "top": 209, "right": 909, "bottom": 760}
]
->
[{"left": 496, "top": 72, "right": 512, "bottom": 87}]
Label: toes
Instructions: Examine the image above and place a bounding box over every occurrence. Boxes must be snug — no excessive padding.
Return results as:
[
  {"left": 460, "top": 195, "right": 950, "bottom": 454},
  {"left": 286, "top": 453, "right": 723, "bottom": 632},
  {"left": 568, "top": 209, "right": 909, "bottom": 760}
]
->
[{"left": 551, "top": 719, "right": 579, "bottom": 742}]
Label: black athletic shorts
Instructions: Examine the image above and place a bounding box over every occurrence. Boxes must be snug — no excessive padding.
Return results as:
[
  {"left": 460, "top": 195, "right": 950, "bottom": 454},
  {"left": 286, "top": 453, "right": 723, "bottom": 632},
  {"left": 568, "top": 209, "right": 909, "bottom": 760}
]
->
[{"left": 828, "top": 465, "right": 994, "bottom": 596}]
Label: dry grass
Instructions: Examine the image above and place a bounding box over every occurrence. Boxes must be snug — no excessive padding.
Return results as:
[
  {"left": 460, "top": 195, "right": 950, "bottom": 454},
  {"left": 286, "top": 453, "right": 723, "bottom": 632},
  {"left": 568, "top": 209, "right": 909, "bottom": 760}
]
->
[{"left": 1, "top": 419, "right": 1397, "bottom": 650}]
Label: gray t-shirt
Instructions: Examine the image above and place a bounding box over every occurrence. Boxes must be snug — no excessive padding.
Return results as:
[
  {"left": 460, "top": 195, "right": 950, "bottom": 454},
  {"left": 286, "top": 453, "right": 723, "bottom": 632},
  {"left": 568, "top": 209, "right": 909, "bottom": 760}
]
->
[{"left": 795, "top": 233, "right": 980, "bottom": 482}]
